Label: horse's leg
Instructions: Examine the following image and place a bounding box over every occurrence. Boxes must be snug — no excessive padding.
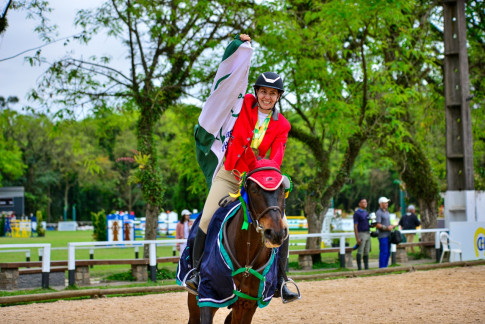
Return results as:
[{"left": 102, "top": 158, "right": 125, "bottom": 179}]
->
[
  {"left": 200, "top": 307, "right": 217, "bottom": 324},
  {"left": 187, "top": 293, "right": 200, "bottom": 324},
  {"left": 230, "top": 302, "right": 258, "bottom": 324}
]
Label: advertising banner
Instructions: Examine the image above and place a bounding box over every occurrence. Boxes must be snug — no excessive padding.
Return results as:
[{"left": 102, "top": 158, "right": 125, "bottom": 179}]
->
[{"left": 449, "top": 222, "right": 485, "bottom": 261}]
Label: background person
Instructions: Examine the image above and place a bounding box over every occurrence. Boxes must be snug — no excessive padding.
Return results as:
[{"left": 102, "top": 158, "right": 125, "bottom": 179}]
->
[
  {"left": 176, "top": 209, "right": 191, "bottom": 254},
  {"left": 375, "top": 197, "right": 395, "bottom": 268},
  {"left": 398, "top": 205, "right": 421, "bottom": 253},
  {"left": 353, "top": 198, "right": 371, "bottom": 270}
]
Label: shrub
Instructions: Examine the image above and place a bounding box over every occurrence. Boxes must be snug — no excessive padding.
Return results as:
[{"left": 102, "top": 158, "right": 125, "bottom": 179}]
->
[
  {"left": 36, "top": 210, "right": 45, "bottom": 237},
  {"left": 91, "top": 210, "right": 107, "bottom": 241},
  {"left": 156, "top": 267, "right": 176, "bottom": 280},
  {"left": 105, "top": 271, "right": 136, "bottom": 281}
]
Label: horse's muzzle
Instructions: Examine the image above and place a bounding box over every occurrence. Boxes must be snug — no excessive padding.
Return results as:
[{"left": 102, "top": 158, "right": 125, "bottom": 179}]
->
[{"left": 263, "top": 227, "right": 288, "bottom": 248}]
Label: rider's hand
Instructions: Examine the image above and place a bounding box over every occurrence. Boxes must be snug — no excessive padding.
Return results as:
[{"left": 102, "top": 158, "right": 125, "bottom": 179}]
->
[{"left": 240, "top": 34, "right": 251, "bottom": 42}]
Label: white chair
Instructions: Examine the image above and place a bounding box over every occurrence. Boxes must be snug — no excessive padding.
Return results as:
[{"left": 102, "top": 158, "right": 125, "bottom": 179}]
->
[{"left": 439, "top": 232, "right": 462, "bottom": 263}]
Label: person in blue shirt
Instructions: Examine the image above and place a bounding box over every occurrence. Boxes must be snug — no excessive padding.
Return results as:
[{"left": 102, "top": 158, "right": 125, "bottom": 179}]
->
[
  {"left": 376, "top": 197, "right": 395, "bottom": 268},
  {"left": 353, "top": 198, "right": 371, "bottom": 270}
]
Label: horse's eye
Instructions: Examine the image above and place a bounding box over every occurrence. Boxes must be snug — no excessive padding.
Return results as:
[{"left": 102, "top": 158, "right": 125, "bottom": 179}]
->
[{"left": 250, "top": 186, "right": 258, "bottom": 194}]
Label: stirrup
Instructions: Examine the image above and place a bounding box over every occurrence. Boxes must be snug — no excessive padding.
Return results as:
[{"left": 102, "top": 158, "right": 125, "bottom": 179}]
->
[
  {"left": 280, "top": 278, "right": 301, "bottom": 304},
  {"left": 181, "top": 268, "right": 199, "bottom": 296}
]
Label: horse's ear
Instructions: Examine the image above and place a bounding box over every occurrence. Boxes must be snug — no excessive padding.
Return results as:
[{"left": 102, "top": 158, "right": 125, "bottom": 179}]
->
[{"left": 244, "top": 147, "right": 257, "bottom": 171}]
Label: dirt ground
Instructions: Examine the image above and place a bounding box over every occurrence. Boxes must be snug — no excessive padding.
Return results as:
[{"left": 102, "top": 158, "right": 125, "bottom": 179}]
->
[{"left": 1, "top": 266, "right": 485, "bottom": 323}]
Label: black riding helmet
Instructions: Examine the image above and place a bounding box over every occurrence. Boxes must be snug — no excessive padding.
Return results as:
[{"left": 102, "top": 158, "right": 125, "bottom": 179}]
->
[
  {"left": 253, "top": 72, "right": 284, "bottom": 94},
  {"left": 253, "top": 72, "right": 284, "bottom": 113}
]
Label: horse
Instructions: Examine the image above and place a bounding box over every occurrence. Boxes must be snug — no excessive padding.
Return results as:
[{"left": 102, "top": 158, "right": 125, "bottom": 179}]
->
[{"left": 185, "top": 159, "right": 290, "bottom": 324}]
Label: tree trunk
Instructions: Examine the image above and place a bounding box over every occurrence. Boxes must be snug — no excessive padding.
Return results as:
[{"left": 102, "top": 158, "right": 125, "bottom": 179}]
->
[
  {"left": 144, "top": 202, "right": 160, "bottom": 257},
  {"left": 390, "top": 138, "right": 440, "bottom": 257},
  {"left": 137, "top": 102, "right": 164, "bottom": 258},
  {"left": 418, "top": 197, "right": 439, "bottom": 258},
  {"left": 304, "top": 196, "right": 327, "bottom": 264}
]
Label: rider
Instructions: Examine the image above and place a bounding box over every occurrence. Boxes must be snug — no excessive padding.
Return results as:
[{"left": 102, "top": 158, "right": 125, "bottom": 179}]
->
[{"left": 186, "top": 34, "right": 299, "bottom": 303}]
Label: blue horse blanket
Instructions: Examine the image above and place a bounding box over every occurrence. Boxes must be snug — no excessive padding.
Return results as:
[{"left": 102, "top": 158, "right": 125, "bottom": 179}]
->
[{"left": 176, "top": 200, "right": 279, "bottom": 308}]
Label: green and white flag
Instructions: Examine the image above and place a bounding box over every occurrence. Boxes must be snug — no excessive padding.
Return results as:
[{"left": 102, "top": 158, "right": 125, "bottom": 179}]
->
[{"left": 195, "top": 36, "right": 253, "bottom": 188}]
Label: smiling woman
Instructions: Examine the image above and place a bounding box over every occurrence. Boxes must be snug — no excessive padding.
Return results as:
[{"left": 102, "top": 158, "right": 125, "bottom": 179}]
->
[{"left": 186, "top": 34, "right": 297, "bottom": 308}]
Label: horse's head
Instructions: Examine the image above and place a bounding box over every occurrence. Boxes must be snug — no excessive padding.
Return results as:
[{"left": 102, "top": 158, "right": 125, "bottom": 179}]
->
[{"left": 244, "top": 158, "right": 290, "bottom": 248}]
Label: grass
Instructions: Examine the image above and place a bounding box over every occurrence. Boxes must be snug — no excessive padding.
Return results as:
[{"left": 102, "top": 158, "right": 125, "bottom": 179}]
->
[{"left": 0, "top": 231, "right": 180, "bottom": 277}]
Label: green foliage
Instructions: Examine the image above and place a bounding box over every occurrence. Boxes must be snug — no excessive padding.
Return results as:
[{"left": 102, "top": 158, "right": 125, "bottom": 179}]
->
[
  {"left": 21, "top": 0, "right": 257, "bottom": 242},
  {"left": 4, "top": 0, "right": 484, "bottom": 230},
  {"left": 105, "top": 270, "right": 135, "bottom": 282},
  {"left": 156, "top": 267, "right": 176, "bottom": 280},
  {"left": 36, "top": 210, "right": 45, "bottom": 237},
  {"left": 255, "top": 0, "right": 436, "bottom": 222},
  {"left": 0, "top": 109, "right": 25, "bottom": 185},
  {"left": 157, "top": 105, "right": 208, "bottom": 212},
  {"left": 91, "top": 210, "right": 107, "bottom": 241}
]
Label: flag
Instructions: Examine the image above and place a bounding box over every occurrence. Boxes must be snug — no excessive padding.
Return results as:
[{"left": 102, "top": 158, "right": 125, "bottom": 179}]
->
[{"left": 194, "top": 35, "right": 253, "bottom": 188}]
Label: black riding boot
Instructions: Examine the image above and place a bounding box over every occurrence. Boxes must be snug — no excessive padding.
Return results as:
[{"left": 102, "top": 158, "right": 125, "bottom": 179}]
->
[
  {"left": 184, "top": 228, "right": 206, "bottom": 295},
  {"left": 274, "top": 237, "right": 300, "bottom": 303},
  {"left": 363, "top": 255, "right": 369, "bottom": 270},
  {"left": 356, "top": 253, "right": 362, "bottom": 271}
]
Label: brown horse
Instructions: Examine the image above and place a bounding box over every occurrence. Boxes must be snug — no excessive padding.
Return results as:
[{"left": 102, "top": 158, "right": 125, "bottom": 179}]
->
[{"left": 187, "top": 165, "right": 289, "bottom": 324}]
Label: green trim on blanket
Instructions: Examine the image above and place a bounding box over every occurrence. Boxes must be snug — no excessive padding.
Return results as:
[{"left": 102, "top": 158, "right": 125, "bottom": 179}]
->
[
  {"left": 194, "top": 124, "right": 218, "bottom": 189},
  {"left": 257, "top": 249, "right": 276, "bottom": 308},
  {"left": 197, "top": 295, "right": 238, "bottom": 308},
  {"left": 221, "top": 35, "right": 245, "bottom": 62}
]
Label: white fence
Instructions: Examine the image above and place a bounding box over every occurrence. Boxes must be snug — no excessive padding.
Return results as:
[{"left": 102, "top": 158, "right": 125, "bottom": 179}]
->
[
  {"left": 0, "top": 228, "right": 450, "bottom": 288},
  {"left": 0, "top": 243, "right": 51, "bottom": 288}
]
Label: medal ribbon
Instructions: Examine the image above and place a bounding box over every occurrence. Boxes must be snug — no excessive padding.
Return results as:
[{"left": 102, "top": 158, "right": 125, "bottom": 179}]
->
[{"left": 251, "top": 112, "right": 272, "bottom": 150}]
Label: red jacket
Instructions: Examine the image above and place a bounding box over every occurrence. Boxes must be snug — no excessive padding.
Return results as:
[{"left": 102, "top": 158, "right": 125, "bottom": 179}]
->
[{"left": 224, "top": 94, "right": 290, "bottom": 175}]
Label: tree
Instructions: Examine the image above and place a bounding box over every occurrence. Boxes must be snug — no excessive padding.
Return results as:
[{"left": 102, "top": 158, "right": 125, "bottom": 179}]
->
[
  {"left": 28, "top": 0, "right": 255, "bottom": 255},
  {"left": 0, "top": 0, "right": 13, "bottom": 34},
  {"left": 256, "top": 0, "right": 438, "bottom": 261},
  {"left": 0, "top": 109, "right": 25, "bottom": 186},
  {"left": 157, "top": 104, "right": 207, "bottom": 213},
  {"left": 4, "top": 112, "right": 57, "bottom": 220},
  {"left": 51, "top": 120, "right": 110, "bottom": 221}
]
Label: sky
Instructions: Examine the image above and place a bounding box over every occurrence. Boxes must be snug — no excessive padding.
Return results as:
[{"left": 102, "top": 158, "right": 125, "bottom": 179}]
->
[{"left": 0, "top": 0, "right": 127, "bottom": 113}]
